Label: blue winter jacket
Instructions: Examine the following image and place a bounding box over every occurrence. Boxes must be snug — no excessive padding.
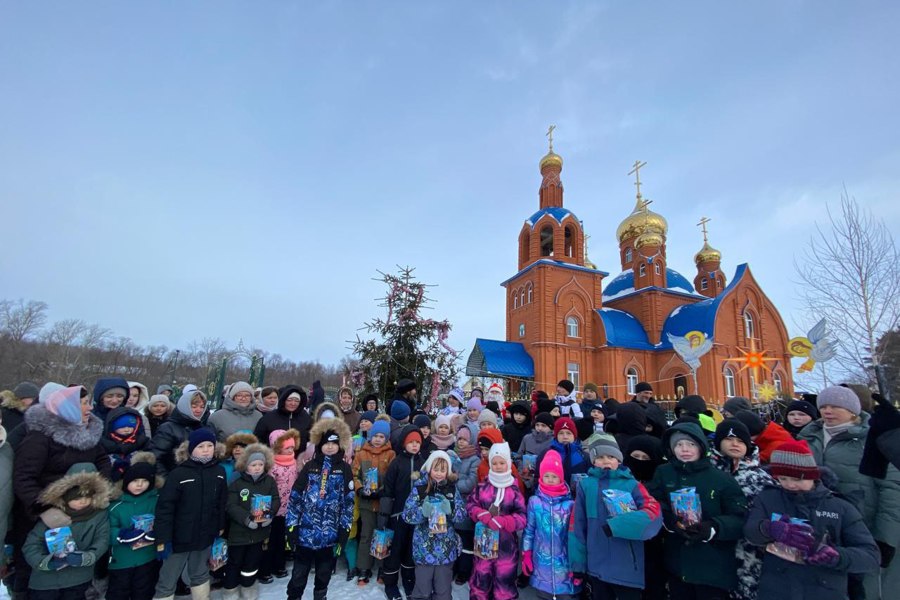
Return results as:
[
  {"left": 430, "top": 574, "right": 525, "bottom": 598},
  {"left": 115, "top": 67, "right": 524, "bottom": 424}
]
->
[
  {"left": 286, "top": 453, "right": 355, "bottom": 550},
  {"left": 522, "top": 487, "right": 577, "bottom": 597},
  {"left": 402, "top": 476, "right": 466, "bottom": 566},
  {"left": 570, "top": 466, "right": 663, "bottom": 589},
  {"left": 538, "top": 440, "right": 589, "bottom": 485}
]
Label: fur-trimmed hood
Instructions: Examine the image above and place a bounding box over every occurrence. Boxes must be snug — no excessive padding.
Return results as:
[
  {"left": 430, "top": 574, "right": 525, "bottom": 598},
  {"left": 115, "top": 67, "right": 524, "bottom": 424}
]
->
[
  {"left": 38, "top": 469, "right": 113, "bottom": 511},
  {"left": 111, "top": 451, "right": 165, "bottom": 498},
  {"left": 173, "top": 440, "right": 228, "bottom": 465},
  {"left": 225, "top": 432, "right": 259, "bottom": 457},
  {"left": 24, "top": 404, "right": 104, "bottom": 451},
  {"left": 309, "top": 417, "right": 352, "bottom": 452},
  {"left": 313, "top": 401, "right": 341, "bottom": 423},
  {"left": 271, "top": 429, "right": 301, "bottom": 454},
  {"left": 235, "top": 442, "right": 274, "bottom": 473},
  {"left": 1, "top": 389, "right": 28, "bottom": 413}
]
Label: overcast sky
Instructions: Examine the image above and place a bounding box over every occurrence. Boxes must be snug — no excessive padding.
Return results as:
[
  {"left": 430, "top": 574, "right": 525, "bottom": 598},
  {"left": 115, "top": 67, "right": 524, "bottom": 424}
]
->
[{"left": 2, "top": 2, "right": 898, "bottom": 370}]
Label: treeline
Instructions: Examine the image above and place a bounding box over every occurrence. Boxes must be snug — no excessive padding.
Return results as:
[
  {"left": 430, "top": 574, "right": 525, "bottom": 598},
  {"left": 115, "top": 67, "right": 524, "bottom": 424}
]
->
[{"left": 0, "top": 299, "right": 347, "bottom": 392}]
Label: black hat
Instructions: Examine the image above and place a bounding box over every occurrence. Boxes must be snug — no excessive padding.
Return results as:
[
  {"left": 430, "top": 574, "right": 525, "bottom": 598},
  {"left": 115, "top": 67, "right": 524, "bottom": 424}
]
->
[
  {"left": 675, "top": 395, "right": 708, "bottom": 418},
  {"left": 557, "top": 379, "right": 575, "bottom": 394},
  {"left": 395, "top": 379, "right": 417, "bottom": 395},
  {"left": 317, "top": 429, "right": 341, "bottom": 451},
  {"left": 714, "top": 419, "right": 754, "bottom": 456},
  {"left": 534, "top": 413, "right": 555, "bottom": 429},
  {"left": 536, "top": 398, "right": 556, "bottom": 415},
  {"left": 413, "top": 414, "right": 431, "bottom": 429},
  {"left": 123, "top": 462, "right": 156, "bottom": 491},
  {"left": 508, "top": 400, "right": 530, "bottom": 416},
  {"left": 635, "top": 382, "right": 653, "bottom": 394},
  {"left": 734, "top": 410, "right": 765, "bottom": 437},
  {"left": 534, "top": 390, "right": 550, "bottom": 402},
  {"left": 575, "top": 417, "right": 595, "bottom": 441},
  {"left": 786, "top": 400, "right": 819, "bottom": 421}
]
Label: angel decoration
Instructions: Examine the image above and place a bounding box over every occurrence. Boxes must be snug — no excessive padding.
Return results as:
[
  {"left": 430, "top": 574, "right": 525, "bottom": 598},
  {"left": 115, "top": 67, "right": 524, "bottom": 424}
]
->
[
  {"left": 667, "top": 330, "right": 714, "bottom": 393},
  {"left": 789, "top": 318, "right": 836, "bottom": 373}
]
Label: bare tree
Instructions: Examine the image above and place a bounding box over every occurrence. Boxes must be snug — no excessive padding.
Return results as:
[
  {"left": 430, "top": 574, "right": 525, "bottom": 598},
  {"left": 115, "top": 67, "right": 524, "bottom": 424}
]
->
[
  {"left": 795, "top": 191, "right": 900, "bottom": 391},
  {"left": 0, "top": 299, "right": 49, "bottom": 343}
]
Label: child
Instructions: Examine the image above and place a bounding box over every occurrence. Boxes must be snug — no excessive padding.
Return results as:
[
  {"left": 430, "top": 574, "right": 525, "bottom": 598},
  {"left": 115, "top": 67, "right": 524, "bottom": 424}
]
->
[
  {"left": 153, "top": 428, "right": 228, "bottom": 600},
  {"left": 224, "top": 443, "right": 280, "bottom": 600},
  {"left": 501, "top": 401, "right": 532, "bottom": 458},
  {"left": 453, "top": 426, "right": 480, "bottom": 585},
  {"left": 475, "top": 429, "right": 524, "bottom": 493},
  {"left": 22, "top": 464, "right": 112, "bottom": 600},
  {"left": 466, "top": 442, "right": 527, "bottom": 600},
  {"left": 537, "top": 417, "right": 589, "bottom": 486},
  {"left": 781, "top": 400, "right": 818, "bottom": 439},
  {"left": 555, "top": 379, "right": 582, "bottom": 419},
  {"left": 465, "top": 398, "right": 483, "bottom": 440},
  {"left": 353, "top": 411, "right": 378, "bottom": 452},
  {"left": 107, "top": 454, "right": 161, "bottom": 600},
  {"left": 102, "top": 407, "right": 150, "bottom": 481},
  {"left": 588, "top": 401, "right": 606, "bottom": 434},
  {"left": 285, "top": 418, "right": 355, "bottom": 600},
  {"left": 402, "top": 451, "right": 466, "bottom": 600},
  {"left": 352, "top": 419, "right": 395, "bottom": 586},
  {"left": 413, "top": 414, "right": 437, "bottom": 454},
  {"left": 430, "top": 414, "right": 457, "bottom": 451},
  {"left": 222, "top": 433, "right": 258, "bottom": 484},
  {"left": 570, "top": 438, "right": 662, "bottom": 600},
  {"left": 379, "top": 425, "right": 427, "bottom": 600},
  {"left": 648, "top": 422, "right": 748, "bottom": 599},
  {"left": 518, "top": 413, "right": 555, "bottom": 458},
  {"left": 440, "top": 388, "right": 466, "bottom": 416},
  {"left": 744, "top": 439, "right": 879, "bottom": 600},
  {"left": 522, "top": 449, "right": 578, "bottom": 600},
  {"left": 144, "top": 395, "right": 172, "bottom": 437},
  {"left": 257, "top": 429, "right": 300, "bottom": 583},
  {"left": 477, "top": 409, "right": 498, "bottom": 432}
]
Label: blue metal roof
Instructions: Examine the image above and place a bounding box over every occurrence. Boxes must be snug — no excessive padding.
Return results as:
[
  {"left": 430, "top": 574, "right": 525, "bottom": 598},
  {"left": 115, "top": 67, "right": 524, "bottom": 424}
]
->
[
  {"left": 659, "top": 263, "right": 749, "bottom": 348},
  {"left": 500, "top": 259, "right": 608, "bottom": 287},
  {"left": 602, "top": 267, "right": 700, "bottom": 301},
  {"left": 466, "top": 338, "right": 535, "bottom": 378},
  {"left": 596, "top": 308, "right": 656, "bottom": 350},
  {"left": 525, "top": 207, "right": 577, "bottom": 228}
]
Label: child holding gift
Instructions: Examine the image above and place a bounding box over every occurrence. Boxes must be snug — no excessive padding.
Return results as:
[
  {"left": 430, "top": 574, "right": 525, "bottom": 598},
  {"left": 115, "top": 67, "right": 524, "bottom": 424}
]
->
[
  {"left": 257, "top": 429, "right": 300, "bottom": 583},
  {"left": 352, "top": 419, "right": 395, "bottom": 586}
]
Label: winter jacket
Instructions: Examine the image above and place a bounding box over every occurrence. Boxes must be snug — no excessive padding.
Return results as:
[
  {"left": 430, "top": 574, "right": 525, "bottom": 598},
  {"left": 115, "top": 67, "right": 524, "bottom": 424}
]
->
[
  {"left": 352, "top": 440, "right": 395, "bottom": 513},
  {"left": 22, "top": 470, "right": 111, "bottom": 591},
  {"left": 754, "top": 421, "right": 794, "bottom": 463},
  {"left": 744, "top": 482, "right": 880, "bottom": 600},
  {"left": 648, "top": 422, "right": 748, "bottom": 591},
  {"left": 148, "top": 387, "right": 209, "bottom": 476},
  {"left": 126, "top": 381, "right": 153, "bottom": 437},
  {"left": 208, "top": 396, "right": 262, "bottom": 443},
  {"left": 517, "top": 429, "right": 553, "bottom": 459},
  {"left": 270, "top": 429, "right": 301, "bottom": 518},
  {"left": 253, "top": 385, "right": 312, "bottom": 451},
  {"left": 402, "top": 476, "right": 466, "bottom": 565},
  {"left": 309, "top": 381, "right": 326, "bottom": 411},
  {"left": 14, "top": 405, "right": 111, "bottom": 518},
  {"left": 0, "top": 426, "right": 13, "bottom": 547},
  {"left": 466, "top": 479, "right": 527, "bottom": 560},
  {"left": 227, "top": 472, "right": 281, "bottom": 546},
  {"left": 286, "top": 453, "right": 354, "bottom": 550},
  {"left": 501, "top": 422, "right": 532, "bottom": 459},
  {"left": 1, "top": 393, "right": 29, "bottom": 434},
  {"left": 102, "top": 407, "right": 150, "bottom": 481},
  {"left": 570, "top": 466, "right": 662, "bottom": 589},
  {"left": 381, "top": 443, "right": 427, "bottom": 521},
  {"left": 154, "top": 445, "right": 228, "bottom": 553},
  {"left": 629, "top": 399, "right": 668, "bottom": 438},
  {"left": 454, "top": 452, "right": 480, "bottom": 532},
  {"left": 537, "top": 440, "right": 589, "bottom": 485},
  {"left": 341, "top": 407, "right": 362, "bottom": 434},
  {"left": 799, "top": 414, "right": 900, "bottom": 548},
  {"left": 107, "top": 488, "right": 159, "bottom": 570},
  {"left": 523, "top": 487, "right": 578, "bottom": 596},
  {"left": 613, "top": 402, "right": 650, "bottom": 451}
]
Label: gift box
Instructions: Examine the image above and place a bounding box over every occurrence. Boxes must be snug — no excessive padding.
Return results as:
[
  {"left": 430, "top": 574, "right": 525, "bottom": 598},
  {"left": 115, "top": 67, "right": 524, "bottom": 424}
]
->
[
  {"left": 474, "top": 522, "right": 500, "bottom": 560},
  {"left": 427, "top": 497, "right": 448, "bottom": 534},
  {"left": 251, "top": 495, "right": 272, "bottom": 523},
  {"left": 370, "top": 528, "right": 394, "bottom": 560},
  {"left": 130, "top": 514, "right": 155, "bottom": 549},
  {"left": 670, "top": 487, "right": 702, "bottom": 526},
  {"left": 521, "top": 454, "right": 537, "bottom": 474},
  {"left": 364, "top": 467, "right": 379, "bottom": 494},
  {"left": 765, "top": 513, "right": 811, "bottom": 563},
  {"left": 44, "top": 527, "right": 75, "bottom": 559},
  {"left": 209, "top": 537, "right": 228, "bottom": 571},
  {"left": 602, "top": 489, "right": 637, "bottom": 516}
]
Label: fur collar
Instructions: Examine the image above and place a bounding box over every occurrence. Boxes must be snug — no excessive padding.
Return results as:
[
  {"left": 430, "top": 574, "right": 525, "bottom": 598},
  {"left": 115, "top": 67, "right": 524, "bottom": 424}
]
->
[
  {"left": 39, "top": 470, "right": 112, "bottom": 510},
  {"left": 24, "top": 405, "right": 103, "bottom": 450},
  {"left": 1, "top": 390, "right": 29, "bottom": 412}
]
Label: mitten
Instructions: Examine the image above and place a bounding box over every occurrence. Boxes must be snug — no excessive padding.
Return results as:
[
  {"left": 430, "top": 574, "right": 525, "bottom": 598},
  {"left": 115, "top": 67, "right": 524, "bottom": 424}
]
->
[
  {"left": 156, "top": 543, "right": 172, "bottom": 561},
  {"left": 762, "top": 516, "right": 816, "bottom": 554},
  {"left": 64, "top": 552, "right": 85, "bottom": 567},
  {"left": 877, "top": 541, "right": 896, "bottom": 568},
  {"left": 245, "top": 518, "right": 259, "bottom": 530},
  {"left": 806, "top": 544, "right": 841, "bottom": 567},
  {"left": 521, "top": 550, "right": 534, "bottom": 576},
  {"left": 683, "top": 521, "right": 714, "bottom": 543},
  {"left": 498, "top": 515, "right": 518, "bottom": 533},
  {"left": 116, "top": 527, "right": 146, "bottom": 544},
  {"left": 476, "top": 512, "right": 493, "bottom": 527},
  {"left": 48, "top": 556, "right": 68, "bottom": 570},
  {"left": 39, "top": 508, "right": 71, "bottom": 529}
]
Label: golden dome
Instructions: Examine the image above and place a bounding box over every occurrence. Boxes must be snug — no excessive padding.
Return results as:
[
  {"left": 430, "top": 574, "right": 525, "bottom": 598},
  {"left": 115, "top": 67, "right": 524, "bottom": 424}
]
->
[
  {"left": 616, "top": 201, "right": 668, "bottom": 243},
  {"left": 540, "top": 151, "right": 563, "bottom": 171},
  {"left": 584, "top": 257, "right": 598, "bottom": 270},
  {"left": 634, "top": 232, "right": 664, "bottom": 250},
  {"left": 694, "top": 241, "right": 722, "bottom": 264}
]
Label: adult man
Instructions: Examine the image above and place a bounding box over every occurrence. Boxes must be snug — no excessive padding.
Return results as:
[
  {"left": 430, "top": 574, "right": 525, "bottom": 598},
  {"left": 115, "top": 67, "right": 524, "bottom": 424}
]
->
[
  {"left": 631, "top": 382, "right": 667, "bottom": 438},
  {"left": 386, "top": 379, "right": 417, "bottom": 417}
]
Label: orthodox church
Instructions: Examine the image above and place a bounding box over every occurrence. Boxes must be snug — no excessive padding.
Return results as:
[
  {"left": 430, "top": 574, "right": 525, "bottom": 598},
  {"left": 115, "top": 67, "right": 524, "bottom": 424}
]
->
[{"left": 466, "top": 138, "right": 794, "bottom": 404}]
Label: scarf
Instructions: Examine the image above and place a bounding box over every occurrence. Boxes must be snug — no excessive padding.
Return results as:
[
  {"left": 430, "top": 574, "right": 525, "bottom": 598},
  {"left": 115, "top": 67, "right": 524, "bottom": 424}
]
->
[
  {"left": 456, "top": 443, "right": 477, "bottom": 460},
  {"left": 256, "top": 400, "right": 276, "bottom": 413},
  {"left": 531, "top": 430, "right": 551, "bottom": 445},
  {"left": 823, "top": 421, "right": 855, "bottom": 447},
  {"left": 274, "top": 453, "right": 296, "bottom": 468},
  {"left": 538, "top": 479, "right": 568, "bottom": 497},
  {"left": 488, "top": 468, "right": 515, "bottom": 490},
  {"left": 193, "top": 455, "right": 213, "bottom": 464},
  {"left": 431, "top": 432, "right": 456, "bottom": 451}
]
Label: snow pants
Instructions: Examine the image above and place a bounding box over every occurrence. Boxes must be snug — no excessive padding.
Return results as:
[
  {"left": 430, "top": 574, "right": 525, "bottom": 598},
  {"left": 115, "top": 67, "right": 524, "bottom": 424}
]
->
[
  {"left": 470, "top": 550, "right": 519, "bottom": 600},
  {"left": 411, "top": 565, "right": 453, "bottom": 600},
  {"left": 107, "top": 561, "right": 159, "bottom": 600}
]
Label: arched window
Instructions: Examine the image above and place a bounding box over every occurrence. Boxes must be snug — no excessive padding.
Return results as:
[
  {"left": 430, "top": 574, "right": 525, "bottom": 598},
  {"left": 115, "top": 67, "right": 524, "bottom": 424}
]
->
[
  {"left": 519, "top": 324, "right": 525, "bottom": 338},
  {"left": 520, "top": 289, "right": 525, "bottom": 307},
  {"left": 520, "top": 231, "right": 530, "bottom": 264},
  {"left": 540, "top": 226, "right": 554, "bottom": 257},
  {"left": 655, "top": 262, "right": 661, "bottom": 275},
  {"left": 774, "top": 372, "right": 783, "bottom": 393},
  {"left": 567, "top": 363, "right": 580, "bottom": 390},
  {"left": 639, "top": 263, "right": 647, "bottom": 277},
  {"left": 744, "top": 311, "right": 755, "bottom": 340},
  {"left": 625, "top": 248, "right": 633, "bottom": 264},
  {"left": 700, "top": 278, "right": 709, "bottom": 291},
  {"left": 566, "top": 316, "right": 579, "bottom": 338},
  {"left": 513, "top": 293, "right": 518, "bottom": 309},
  {"left": 724, "top": 367, "right": 736, "bottom": 397},
  {"left": 564, "top": 226, "right": 575, "bottom": 258},
  {"left": 626, "top": 368, "right": 638, "bottom": 395},
  {"left": 527, "top": 285, "right": 533, "bottom": 304}
]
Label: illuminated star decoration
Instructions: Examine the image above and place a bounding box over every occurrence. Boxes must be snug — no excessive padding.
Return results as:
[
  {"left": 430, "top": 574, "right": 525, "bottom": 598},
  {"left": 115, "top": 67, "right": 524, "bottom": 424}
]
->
[
  {"left": 724, "top": 339, "right": 779, "bottom": 381},
  {"left": 756, "top": 381, "right": 779, "bottom": 403}
]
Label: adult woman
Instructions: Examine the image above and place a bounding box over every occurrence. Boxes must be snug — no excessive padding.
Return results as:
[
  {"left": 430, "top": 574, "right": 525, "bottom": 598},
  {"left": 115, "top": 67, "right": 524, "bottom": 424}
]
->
[
  {"left": 91, "top": 377, "right": 130, "bottom": 423},
  {"left": 149, "top": 385, "right": 209, "bottom": 476},
  {"left": 337, "top": 386, "right": 361, "bottom": 433},
  {"left": 256, "top": 386, "right": 280, "bottom": 414},
  {"left": 207, "top": 381, "right": 262, "bottom": 442},
  {"left": 254, "top": 385, "right": 312, "bottom": 450}
]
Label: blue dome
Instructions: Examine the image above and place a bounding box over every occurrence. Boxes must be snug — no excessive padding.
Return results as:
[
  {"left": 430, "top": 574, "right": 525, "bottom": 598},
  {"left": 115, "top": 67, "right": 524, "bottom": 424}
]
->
[
  {"left": 525, "top": 207, "right": 577, "bottom": 229},
  {"left": 602, "top": 267, "right": 698, "bottom": 301}
]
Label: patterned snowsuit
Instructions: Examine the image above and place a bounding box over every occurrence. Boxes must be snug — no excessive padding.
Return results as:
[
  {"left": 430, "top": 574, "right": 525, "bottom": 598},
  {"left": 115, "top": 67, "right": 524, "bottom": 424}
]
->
[{"left": 466, "top": 480, "right": 527, "bottom": 600}]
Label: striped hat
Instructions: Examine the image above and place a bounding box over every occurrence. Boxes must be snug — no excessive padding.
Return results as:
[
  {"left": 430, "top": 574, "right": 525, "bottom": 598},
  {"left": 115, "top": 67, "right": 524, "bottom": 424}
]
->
[{"left": 770, "top": 440, "right": 821, "bottom": 480}]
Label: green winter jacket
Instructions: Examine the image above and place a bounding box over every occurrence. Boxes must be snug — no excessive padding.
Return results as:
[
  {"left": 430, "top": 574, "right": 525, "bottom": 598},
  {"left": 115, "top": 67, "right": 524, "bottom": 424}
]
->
[
  {"left": 108, "top": 489, "right": 158, "bottom": 570},
  {"left": 648, "top": 422, "right": 748, "bottom": 591},
  {"left": 799, "top": 414, "right": 900, "bottom": 548}
]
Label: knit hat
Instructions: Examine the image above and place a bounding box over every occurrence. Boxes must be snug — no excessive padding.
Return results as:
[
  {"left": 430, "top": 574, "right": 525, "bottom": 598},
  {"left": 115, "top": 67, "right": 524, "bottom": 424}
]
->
[
  {"left": 714, "top": 419, "right": 753, "bottom": 455},
  {"left": 539, "top": 449, "right": 567, "bottom": 496},
  {"left": 123, "top": 461, "right": 156, "bottom": 490},
  {"left": 227, "top": 381, "right": 254, "bottom": 402},
  {"left": 669, "top": 431, "right": 700, "bottom": 453},
  {"left": 477, "top": 427, "right": 504, "bottom": 449},
  {"left": 488, "top": 441, "right": 511, "bottom": 466},
  {"left": 148, "top": 394, "right": 171, "bottom": 408},
  {"left": 536, "top": 398, "right": 556, "bottom": 415},
  {"left": 369, "top": 420, "right": 391, "bottom": 441},
  {"left": 402, "top": 428, "right": 423, "bottom": 447},
  {"left": 477, "top": 409, "right": 498, "bottom": 427},
  {"left": 456, "top": 425, "right": 472, "bottom": 442},
  {"left": 675, "top": 395, "right": 708, "bottom": 418},
  {"left": 734, "top": 410, "right": 765, "bottom": 437},
  {"left": 448, "top": 387, "right": 465, "bottom": 403},
  {"left": 395, "top": 379, "right": 417, "bottom": 395},
  {"left": 534, "top": 412, "right": 555, "bottom": 430},
  {"left": 13, "top": 381, "right": 40, "bottom": 400},
  {"left": 434, "top": 413, "right": 453, "bottom": 431},
  {"left": 723, "top": 396, "right": 752, "bottom": 415},
  {"left": 588, "top": 436, "right": 623, "bottom": 462},
  {"left": 770, "top": 440, "right": 821, "bottom": 480},
  {"left": 390, "top": 400, "right": 411, "bottom": 421},
  {"left": 422, "top": 450, "right": 453, "bottom": 474},
  {"left": 466, "top": 397, "right": 483, "bottom": 412},
  {"left": 157, "top": 384, "right": 173, "bottom": 395},
  {"left": 635, "top": 382, "right": 653, "bottom": 394},
  {"left": 360, "top": 410, "right": 378, "bottom": 425},
  {"left": 317, "top": 428, "right": 342, "bottom": 451},
  {"left": 553, "top": 417, "right": 576, "bottom": 438},
  {"left": 110, "top": 413, "right": 138, "bottom": 431},
  {"left": 413, "top": 414, "right": 431, "bottom": 429},
  {"left": 786, "top": 400, "right": 819, "bottom": 421},
  {"left": 507, "top": 401, "right": 530, "bottom": 417},
  {"left": 557, "top": 379, "right": 575, "bottom": 394},
  {"left": 246, "top": 451, "right": 267, "bottom": 467},
  {"left": 44, "top": 386, "right": 84, "bottom": 425},
  {"left": 583, "top": 382, "right": 599, "bottom": 395},
  {"left": 817, "top": 385, "right": 861, "bottom": 416},
  {"left": 188, "top": 428, "right": 217, "bottom": 455}
]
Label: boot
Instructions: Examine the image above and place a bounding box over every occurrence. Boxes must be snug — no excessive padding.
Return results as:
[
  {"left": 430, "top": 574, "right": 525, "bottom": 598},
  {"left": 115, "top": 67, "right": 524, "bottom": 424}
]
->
[
  {"left": 175, "top": 579, "right": 191, "bottom": 596},
  {"left": 313, "top": 589, "right": 327, "bottom": 600},
  {"left": 239, "top": 583, "right": 260, "bottom": 600},
  {"left": 190, "top": 580, "right": 211, "bottom": 600},
  {"left": 221, "top": 587, "right": 240, "bottom": 600}
]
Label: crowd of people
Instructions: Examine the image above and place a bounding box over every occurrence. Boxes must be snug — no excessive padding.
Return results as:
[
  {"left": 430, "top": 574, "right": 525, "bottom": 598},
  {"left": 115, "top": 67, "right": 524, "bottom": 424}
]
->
[{"left": 2, "top": 375, "right": 900, "bottom": 600}]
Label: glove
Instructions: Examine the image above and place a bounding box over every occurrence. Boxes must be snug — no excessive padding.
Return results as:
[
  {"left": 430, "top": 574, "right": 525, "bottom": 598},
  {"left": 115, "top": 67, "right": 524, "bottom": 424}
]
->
[
  {"left": 64, "top": 552, "right": 85, "bottom": 567},
  {"left": 762, "top": 516, "right": 817, "bottom": 555},
  {"left": 259, "top": 518, "right": 273, "bottom": 528},
  {"left": 116, "top": 527, "right": 146, "bottom": 544},
  {"left": 39, "top": 508, "right": 72, "bottom": 529},
  {"left": 521, "top": 550, "right": 534, "bottom": 576},
  {"left": 682, "top": 521, "right": 715, "bottom": 543},
  {"left": 48, "top": 556, "right": 68, "bottom": 570},
  {"left": 877, "top": 540, "right": 896, "bottom": 568},
  {"left": 156, "top": 543, "right": 172, "bottom": 561},
  {"left": 245, "top": 518, "right": 259, "bottom": 530},
  {"left": 572, "top": 572, "right": 585, "bottom": 587},
  {"left": 498, "top": 515, "right": 518, "bottom": 533},
  {"left": 806, "top": 544, "right": 841, "bottom": 567}
]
